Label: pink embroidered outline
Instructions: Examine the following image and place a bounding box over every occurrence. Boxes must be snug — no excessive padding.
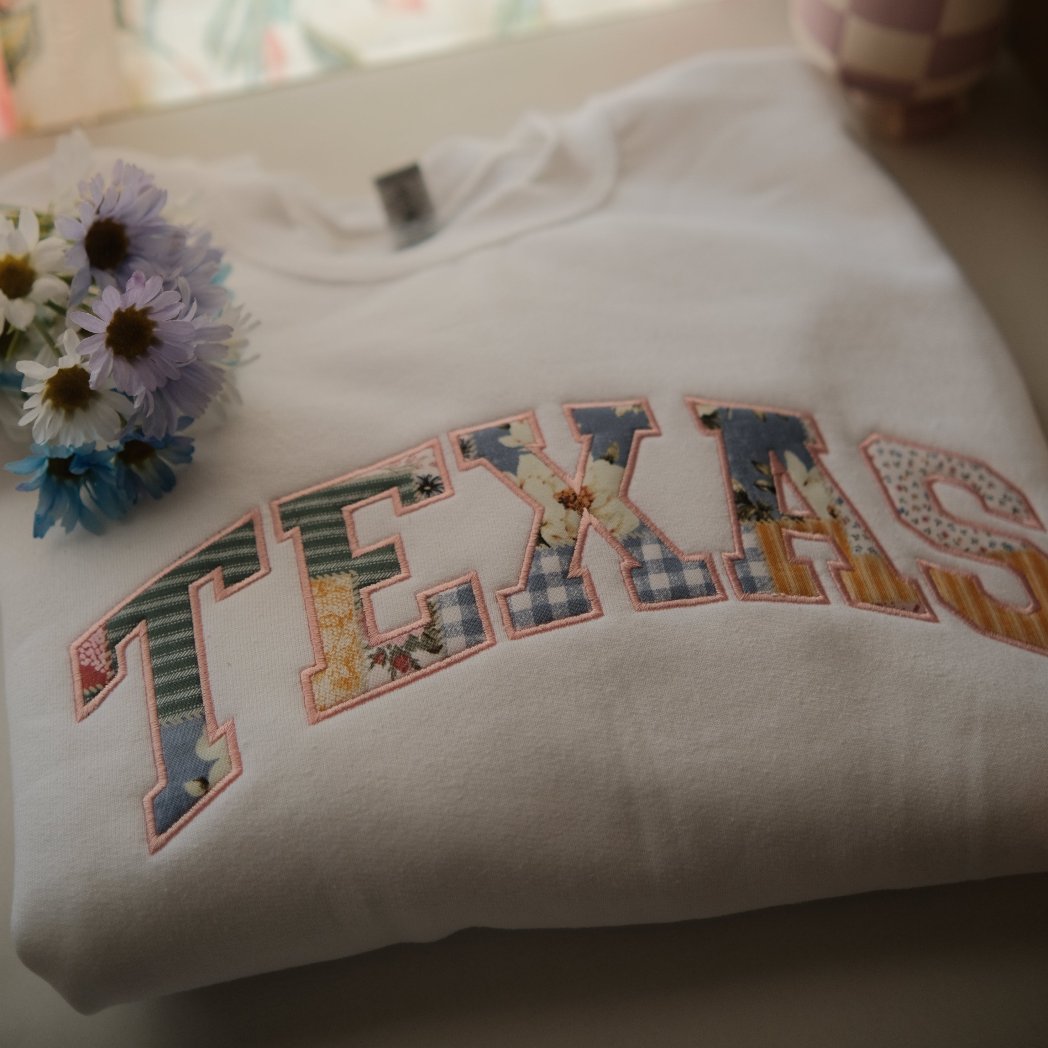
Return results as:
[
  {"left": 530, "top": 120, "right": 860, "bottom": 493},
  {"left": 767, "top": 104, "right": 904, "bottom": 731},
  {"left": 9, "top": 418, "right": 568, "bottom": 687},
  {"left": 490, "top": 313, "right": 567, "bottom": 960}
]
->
[
  {"left": 450, "top": 400, "right": 726, "bottom": 640},
  {"left": 271, "top": 439, "right": 497, "bottom": 724},
  {"left": 862, "top": 432, "right": 1048, "bottom": 654},
  {"left": 688, "top": 397, "right": 933, "bottom": 621},
  {"left": 69, "top": 510, "right": 271, "bottom": 854}
]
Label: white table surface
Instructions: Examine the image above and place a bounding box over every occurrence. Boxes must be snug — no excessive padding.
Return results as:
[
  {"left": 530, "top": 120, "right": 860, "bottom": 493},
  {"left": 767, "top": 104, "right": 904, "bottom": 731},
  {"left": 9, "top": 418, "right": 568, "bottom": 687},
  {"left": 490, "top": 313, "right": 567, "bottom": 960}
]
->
[{"left": 3, "top": 2, "right": 1048, "bottom": 1044}]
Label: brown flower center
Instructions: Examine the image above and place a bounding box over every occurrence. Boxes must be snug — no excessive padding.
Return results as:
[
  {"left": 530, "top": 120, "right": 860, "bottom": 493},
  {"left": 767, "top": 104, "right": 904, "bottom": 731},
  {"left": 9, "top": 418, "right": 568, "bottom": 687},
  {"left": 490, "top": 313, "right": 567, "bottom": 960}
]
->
[
  {"left": 46, "top": 456, "right": 76, "bottom": 480},
  {"left": 84, "top": 217, "right": 130, "bottom": 272},
  {"left": 106, "top": 306, "right": 156, "bottom": 361},
  {"left": 43, "top": 365, "right": 94, "bottom": 414},
  {"left": 554, "top": 486, "right": 595, "bottom": 513},
  {"left": 0, "top": 253, "right": 36, "bottom": 300},
  {"left": 117, "top": 439, "right": 155, "bottom": 466}
]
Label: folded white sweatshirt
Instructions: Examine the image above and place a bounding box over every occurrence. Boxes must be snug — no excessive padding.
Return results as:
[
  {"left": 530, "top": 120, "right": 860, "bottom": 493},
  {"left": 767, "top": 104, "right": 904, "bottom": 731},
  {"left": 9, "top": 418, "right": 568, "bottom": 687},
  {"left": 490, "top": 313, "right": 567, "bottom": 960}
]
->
[{"left": 2, "top": 49, "right": 1047, "bottom": 1012}]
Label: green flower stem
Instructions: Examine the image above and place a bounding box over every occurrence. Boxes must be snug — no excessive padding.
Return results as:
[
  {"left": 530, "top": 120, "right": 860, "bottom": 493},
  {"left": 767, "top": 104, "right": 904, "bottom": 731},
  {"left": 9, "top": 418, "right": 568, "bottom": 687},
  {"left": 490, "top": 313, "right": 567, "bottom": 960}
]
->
[
  {"left": 1, "top": 325, "right": 24, "bottom": 362},
  {"left": 31, "top": 319, "right": 60, "bottom": 353}
]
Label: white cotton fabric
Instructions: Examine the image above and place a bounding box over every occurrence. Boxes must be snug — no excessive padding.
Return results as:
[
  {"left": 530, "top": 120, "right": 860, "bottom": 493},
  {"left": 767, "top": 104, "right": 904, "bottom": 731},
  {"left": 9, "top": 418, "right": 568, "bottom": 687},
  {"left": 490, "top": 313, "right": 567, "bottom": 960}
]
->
[{"left": 2, "top": 50, "right": 1047, "bottom": 1012}]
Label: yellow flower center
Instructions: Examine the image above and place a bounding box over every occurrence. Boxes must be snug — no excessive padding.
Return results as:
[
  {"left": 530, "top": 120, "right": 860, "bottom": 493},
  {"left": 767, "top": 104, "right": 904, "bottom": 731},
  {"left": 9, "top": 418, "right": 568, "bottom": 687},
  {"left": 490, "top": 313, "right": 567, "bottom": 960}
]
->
[
  {"left": 106, "top": 306, "right": 156, "bottom": 361},
  {"left": 0, "top": 253, "right": 36, "bottom": 300},
  {"left": 84, "top": 217, "right": 130, "bottom": 271},
  {"left": 43, "top": 365, "right": 95, "bottom": 414}
]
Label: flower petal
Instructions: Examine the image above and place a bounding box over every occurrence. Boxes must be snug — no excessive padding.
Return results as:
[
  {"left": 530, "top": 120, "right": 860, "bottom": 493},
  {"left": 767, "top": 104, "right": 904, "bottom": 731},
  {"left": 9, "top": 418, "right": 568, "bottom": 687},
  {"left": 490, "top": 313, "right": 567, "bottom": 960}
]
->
[
  {"left": 7, "top": 297, "right": 36, "bottom": 330},
  {"left": 30, "top": 274, "right": 69, "bottom": 305},
  {"left": 32, "top": 237, "right": 68, "bottom": 270},
  {"left": 18, "top": 207, "right": 39, "bottom": 250},
  {"left": 15, "top": 359, "right": 52, "bottom": 383},
  {"left": 69, "top": 309, "right": 107, "bottom": 333}
]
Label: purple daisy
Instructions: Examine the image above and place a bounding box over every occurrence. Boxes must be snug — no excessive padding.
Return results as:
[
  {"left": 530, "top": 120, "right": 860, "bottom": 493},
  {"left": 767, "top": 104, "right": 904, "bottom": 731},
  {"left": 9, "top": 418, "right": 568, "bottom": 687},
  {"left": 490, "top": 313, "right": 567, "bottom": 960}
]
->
[
  {"left": 70, "top": 271, "right": 201, "bottom": 397},
  {"left": 133, "top": 357, "right": 225, "bottom": 439},
  {"left": 166, "top": 230, "right": 230, "bottom": 315},
  {"left": 56, "top": 160, "right": 183, "bottom": 304}
]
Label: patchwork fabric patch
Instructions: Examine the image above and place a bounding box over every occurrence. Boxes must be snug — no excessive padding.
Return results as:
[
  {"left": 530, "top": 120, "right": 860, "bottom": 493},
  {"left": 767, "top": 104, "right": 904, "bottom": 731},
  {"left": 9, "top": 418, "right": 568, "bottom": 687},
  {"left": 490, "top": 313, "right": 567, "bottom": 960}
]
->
[
  {"left": 70, "top": 513, "right": 269, "bottom": 851},
  {"left": 692, "top": 400, "right": 929, "bottom": 618},
  {"left": 272, "top": 441, "right": 495, "bottom": 721},
  {"left": 864, "top": 435, "right": 1048, "bottom": 653},
  {"left": 451, "top": 400, "right": 722, "bottom": 636}
]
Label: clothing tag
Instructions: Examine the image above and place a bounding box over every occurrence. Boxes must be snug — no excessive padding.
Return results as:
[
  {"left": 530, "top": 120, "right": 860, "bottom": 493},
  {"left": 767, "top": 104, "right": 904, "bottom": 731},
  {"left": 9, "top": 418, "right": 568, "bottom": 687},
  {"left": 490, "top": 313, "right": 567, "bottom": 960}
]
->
[{"left": 374, "top": 163, "right": 437, "bottom": 250}]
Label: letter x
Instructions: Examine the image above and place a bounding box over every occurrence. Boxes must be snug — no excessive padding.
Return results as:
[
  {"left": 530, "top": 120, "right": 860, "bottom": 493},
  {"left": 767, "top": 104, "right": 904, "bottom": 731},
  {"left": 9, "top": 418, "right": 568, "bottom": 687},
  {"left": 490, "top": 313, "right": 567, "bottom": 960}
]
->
[{"left": 451, "top": 400, "right": 723, "bottom": 637}]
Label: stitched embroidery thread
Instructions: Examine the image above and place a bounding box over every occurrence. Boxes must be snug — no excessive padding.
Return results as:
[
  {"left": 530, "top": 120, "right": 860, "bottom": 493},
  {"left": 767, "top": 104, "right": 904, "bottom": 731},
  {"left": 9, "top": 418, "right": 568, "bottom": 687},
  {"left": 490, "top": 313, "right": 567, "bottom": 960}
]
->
[
  {"left": 691, "top": 400, "right": 929, "bottom": 618},
  {"left": 864, "top": 435, "right": 1048, "bottom": 654},
  {"left": 451, "top": 401, "right": 722, "bottom": 636},
  {"left": 70, "top": 512, "right": 270, "bottom": 852},
  {"left": 273, "top": 440, "right": 495, "bottom": 722}
]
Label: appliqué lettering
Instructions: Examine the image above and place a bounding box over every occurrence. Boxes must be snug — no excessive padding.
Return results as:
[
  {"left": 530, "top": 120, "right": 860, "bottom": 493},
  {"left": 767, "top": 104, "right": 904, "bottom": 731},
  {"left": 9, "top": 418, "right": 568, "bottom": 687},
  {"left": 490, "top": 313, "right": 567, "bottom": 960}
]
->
[
  {"left": 70, "top": 512, "right": 270, "bottom": 852},
  {"left": 272, "top": 440, "right": 495, "bottom": 722},
  {"left": 691, "top": 400, "right": 929, "bottom": 618},
  {"left": 451, "top": 400, "right": 722, "bottom": 636},
  {"left": 71, "top": 400, "right": 1048, "bottom": 853},
  {"left": 864, "top": 435, "right": 1048, "bottom": 653}
]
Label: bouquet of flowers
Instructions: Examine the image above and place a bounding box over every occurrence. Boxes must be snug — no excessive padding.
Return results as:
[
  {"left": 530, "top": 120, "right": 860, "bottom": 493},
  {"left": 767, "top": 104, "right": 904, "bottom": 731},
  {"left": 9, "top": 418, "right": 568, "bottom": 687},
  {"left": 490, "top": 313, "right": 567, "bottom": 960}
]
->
[{"left": 1, "top": 151, "right": 253, "bottom": 538}]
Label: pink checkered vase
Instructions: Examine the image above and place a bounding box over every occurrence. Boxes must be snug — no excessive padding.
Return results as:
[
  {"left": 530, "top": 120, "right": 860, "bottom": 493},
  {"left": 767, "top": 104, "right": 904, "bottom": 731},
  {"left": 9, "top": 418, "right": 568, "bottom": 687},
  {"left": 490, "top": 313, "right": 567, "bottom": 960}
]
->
[{"left": 791, "top": 0, "right": 1010, "bottom": 137}]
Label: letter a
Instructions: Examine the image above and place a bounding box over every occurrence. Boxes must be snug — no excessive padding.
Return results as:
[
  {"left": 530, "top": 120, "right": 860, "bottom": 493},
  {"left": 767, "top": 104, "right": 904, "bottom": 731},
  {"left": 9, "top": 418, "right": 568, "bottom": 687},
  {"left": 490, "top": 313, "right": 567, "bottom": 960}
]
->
[{"left": 690, "top": 399, "right": 929, "bottom": 618}]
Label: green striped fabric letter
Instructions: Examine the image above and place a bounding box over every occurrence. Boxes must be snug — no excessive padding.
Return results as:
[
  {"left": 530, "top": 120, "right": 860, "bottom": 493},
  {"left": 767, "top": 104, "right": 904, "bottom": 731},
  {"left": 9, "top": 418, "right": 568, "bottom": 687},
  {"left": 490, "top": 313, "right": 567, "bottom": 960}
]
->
[{"left": 71, "top": 513, "right": 269, "bottom": 853}]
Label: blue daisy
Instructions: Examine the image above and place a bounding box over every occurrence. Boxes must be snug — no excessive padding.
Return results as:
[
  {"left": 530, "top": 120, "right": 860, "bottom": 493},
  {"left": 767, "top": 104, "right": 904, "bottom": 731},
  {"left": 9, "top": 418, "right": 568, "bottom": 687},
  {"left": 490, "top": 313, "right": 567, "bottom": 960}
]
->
[
  {"left": 5, "top": 443, "right": 130, "bottom": 538},
  {"left": 115, "top": 433, "right": 194, "bottom": 502}
]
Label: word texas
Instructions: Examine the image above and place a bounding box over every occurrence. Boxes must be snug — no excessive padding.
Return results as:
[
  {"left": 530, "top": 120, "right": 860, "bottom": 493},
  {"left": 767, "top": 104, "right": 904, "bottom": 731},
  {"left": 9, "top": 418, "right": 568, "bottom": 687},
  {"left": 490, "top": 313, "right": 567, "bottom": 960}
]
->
[{"left": 71, "top": 398, "right": 1048, "bottom": 851}]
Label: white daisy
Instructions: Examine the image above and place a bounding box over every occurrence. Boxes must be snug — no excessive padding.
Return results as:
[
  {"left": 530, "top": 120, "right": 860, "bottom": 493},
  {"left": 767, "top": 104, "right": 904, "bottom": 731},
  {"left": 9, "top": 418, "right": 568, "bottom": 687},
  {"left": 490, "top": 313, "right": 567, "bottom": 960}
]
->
[
  {"left": 516, "top": 454, "right": 581, "bottom": 548},
  {"left": 17, "top": 333, "right": 126, "bottom": 447},
  {"left": 203, "top": 300, "right": 257, "bottom": 407},
  {"left": 0, "top": 207, "right": 69, "bottom": 334},
  {"left": 583, "top": 458, "right": 639, "bottom": 539}
]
